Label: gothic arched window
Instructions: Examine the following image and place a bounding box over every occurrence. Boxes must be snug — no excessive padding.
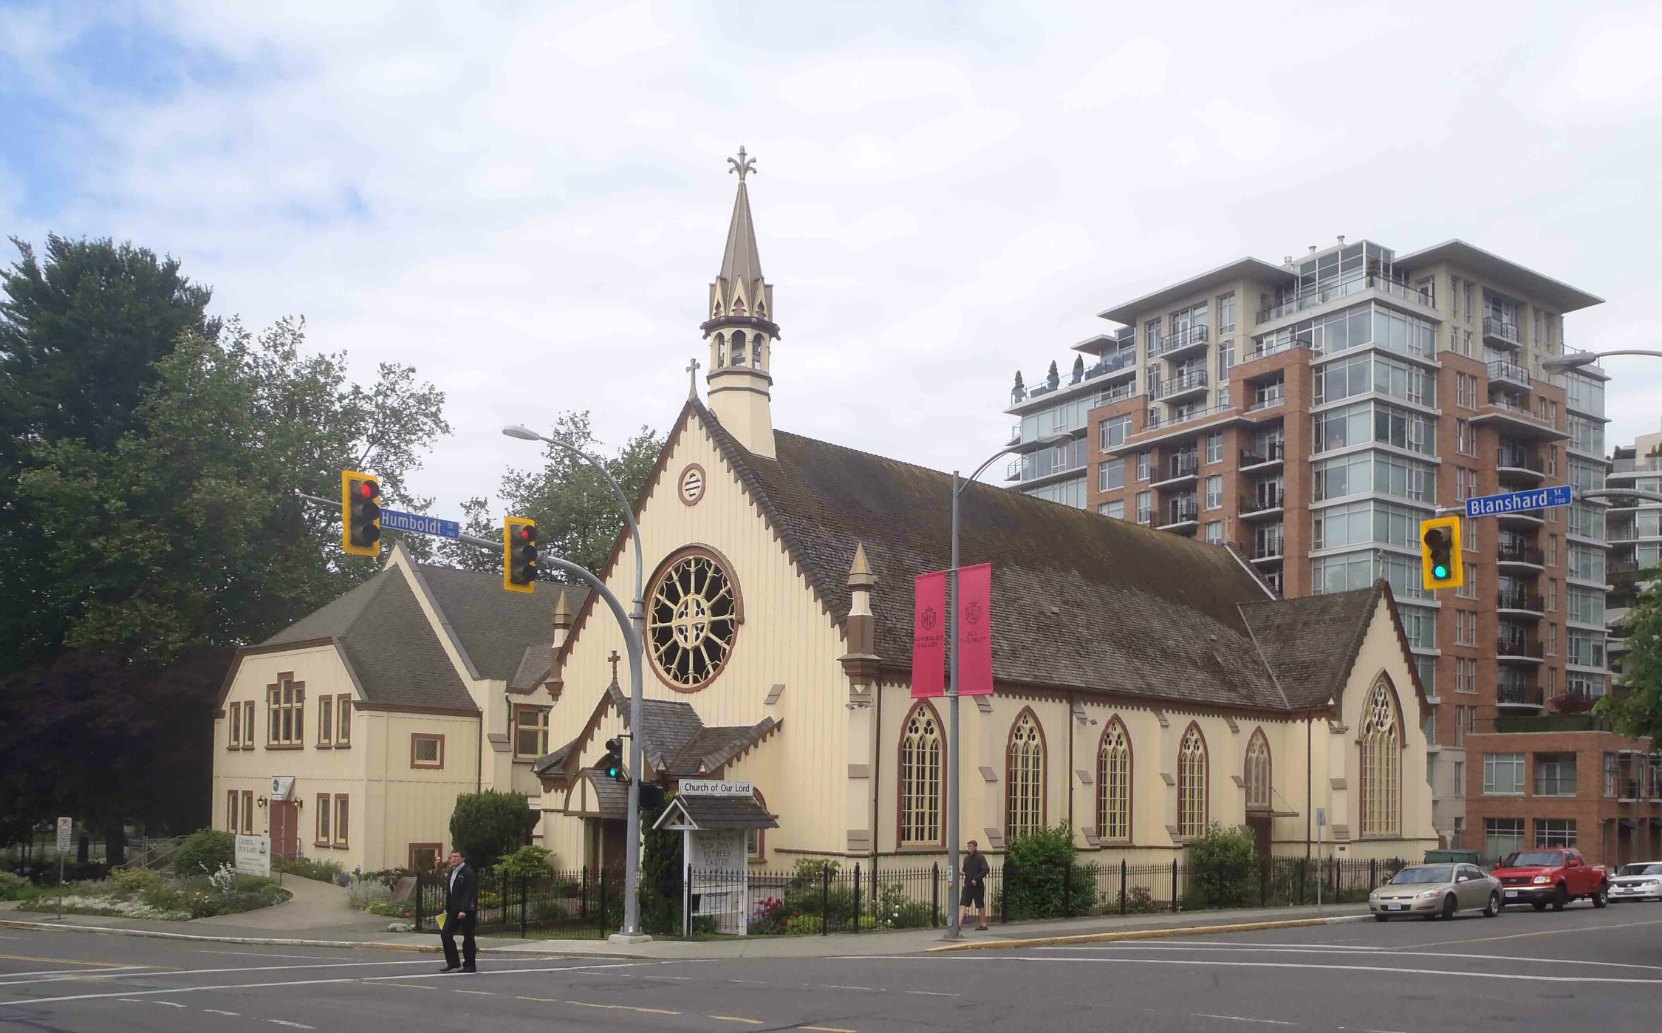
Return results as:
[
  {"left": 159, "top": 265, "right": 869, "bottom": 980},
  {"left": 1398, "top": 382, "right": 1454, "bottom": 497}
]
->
[
  {"left": 731, "top": 331, "right": 747, "bottom": 367},
  {"left": 1006, "top": 710, "right": 1045, "bottom": 837},
  {"left": 1244, "top": 729, "right": 1271, "bottom": 812},
  {"left": 751, "top": 335, "right": 764, "bottom": 369},
  {"left": 714, "top": 333, "right": 726, "bottom": 368},
  {"left": 898, "top": 702, "right": 943, "bottom": 845},
  {"left": 1359, "top": 679, "right": 1402, "bottom": 837},
  {"left": 1097, "top": 717, "right": 1131, "bottom": 843},
  {"left": 1178, "top": 724, "right": 1208, "bottom": 839}
]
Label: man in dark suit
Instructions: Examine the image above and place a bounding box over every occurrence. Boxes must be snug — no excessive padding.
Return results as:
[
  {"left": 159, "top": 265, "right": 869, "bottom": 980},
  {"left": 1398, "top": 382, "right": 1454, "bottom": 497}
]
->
[{"left": 439, "top": 848, "right": 478, "bottom": 973}]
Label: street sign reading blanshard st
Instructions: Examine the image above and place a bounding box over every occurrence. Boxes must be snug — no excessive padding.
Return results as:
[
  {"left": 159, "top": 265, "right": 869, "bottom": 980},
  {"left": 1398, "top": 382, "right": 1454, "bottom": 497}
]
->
[{"left": 1465, "top": 485, "right": 1572, "bottom": 519}]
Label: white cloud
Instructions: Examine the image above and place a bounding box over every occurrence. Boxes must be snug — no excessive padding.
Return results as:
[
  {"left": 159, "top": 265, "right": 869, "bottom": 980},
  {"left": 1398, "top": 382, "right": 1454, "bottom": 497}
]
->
[{"left": 1059, "top": 38, "right": 1171, "bottom": 109}]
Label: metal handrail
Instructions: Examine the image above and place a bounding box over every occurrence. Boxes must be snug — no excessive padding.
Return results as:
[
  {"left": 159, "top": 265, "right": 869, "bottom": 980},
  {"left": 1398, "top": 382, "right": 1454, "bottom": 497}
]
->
[{"left": 1483, "top": 316, "right": 1521, "bottom": 343}]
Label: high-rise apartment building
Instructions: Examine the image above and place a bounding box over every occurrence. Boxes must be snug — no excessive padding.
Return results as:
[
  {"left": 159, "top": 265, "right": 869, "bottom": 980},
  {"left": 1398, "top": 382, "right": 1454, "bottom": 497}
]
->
[{"left": 1004, "top": 238, "right": 1620, "bottom": 855}]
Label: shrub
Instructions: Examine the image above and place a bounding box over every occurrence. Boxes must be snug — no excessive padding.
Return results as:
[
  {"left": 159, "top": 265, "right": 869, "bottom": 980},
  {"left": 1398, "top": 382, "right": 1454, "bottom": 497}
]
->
[
  {"left": 497, "top": 845, "right": 554, "bottom": 880},
  {"left": 110, "top": 867, "right": 164, "bottom": 898},
  {"left": 1124, "top": 885, "right": 1162, "bottom": 914},
  {"left": 786, "top": 914, "right": 823, "bottom": 935},
  {"left": 449, "top": 791, "right": 538, "bottom": 870},
  {"left": 876, "top": 882, "right": 932, "bottom": 929},
  {"left": 0, "top": 871, "right": 33, "bottom": 900},
  {"left": 172, "top": 830, "right": 235, "bottom": 878},
  {"left": 1001, "top": 823, "right": 1096, "bottom": 919},
  {"left": 348, "top": 879, "right": 392, "bottom": 911},
  {"left": 274, "top": 857, "right": 346, "bottom": 884},
  {"left": 1185, "top": 824, "right": 1258, "bottom": 910}
]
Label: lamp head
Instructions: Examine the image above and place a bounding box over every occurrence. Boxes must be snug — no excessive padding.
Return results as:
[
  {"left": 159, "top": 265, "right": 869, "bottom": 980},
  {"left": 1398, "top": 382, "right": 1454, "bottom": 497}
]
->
[
  {"left": 502, "top": 424, "right": 543, "bottom": 442},
  {"left": 1541, "top": 353, "right": 1597, "bottom": 373}
]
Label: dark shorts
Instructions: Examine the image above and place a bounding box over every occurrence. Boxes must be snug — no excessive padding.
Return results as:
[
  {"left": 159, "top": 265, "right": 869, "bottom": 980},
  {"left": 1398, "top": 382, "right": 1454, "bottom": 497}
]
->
[{"left": 960, "top": 881, "right": 985, "bottom": 908}]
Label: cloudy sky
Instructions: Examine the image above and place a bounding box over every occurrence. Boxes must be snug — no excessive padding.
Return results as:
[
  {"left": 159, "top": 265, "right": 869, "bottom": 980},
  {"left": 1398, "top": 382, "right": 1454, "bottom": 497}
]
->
[{"left": 4, "top": 0, "right": 1660, "bottom": 519}]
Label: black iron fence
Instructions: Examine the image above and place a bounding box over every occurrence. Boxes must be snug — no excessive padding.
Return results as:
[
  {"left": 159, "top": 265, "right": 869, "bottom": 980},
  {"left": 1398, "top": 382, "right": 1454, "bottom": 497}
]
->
[{"left": 412, "top": 867, "right": 620, "bottom": 938}]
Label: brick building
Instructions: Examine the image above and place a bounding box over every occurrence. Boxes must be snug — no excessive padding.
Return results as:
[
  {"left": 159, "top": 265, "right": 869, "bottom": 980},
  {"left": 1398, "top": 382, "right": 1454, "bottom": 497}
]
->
[{"left": 1003, "top": 238, "right": 1621, "bottom": 854}]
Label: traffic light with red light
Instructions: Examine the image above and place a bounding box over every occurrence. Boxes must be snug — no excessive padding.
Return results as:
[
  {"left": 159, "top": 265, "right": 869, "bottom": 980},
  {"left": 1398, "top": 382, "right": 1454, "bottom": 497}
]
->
[
  {"left": 341, "top": 471, "right": 381, "bottom": 557},
  {"left": 504, "top": 516, "right": 538, "bottom": 593},
  {"left": 1420, "top": 515, "right": 1463, "bottom": 590}
]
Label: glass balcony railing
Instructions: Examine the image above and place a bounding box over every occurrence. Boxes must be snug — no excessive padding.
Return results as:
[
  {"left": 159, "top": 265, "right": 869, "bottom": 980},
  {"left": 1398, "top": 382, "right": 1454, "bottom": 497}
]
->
[{"left": 1256, "top": 274, "right": 1431, "bottom": 323}]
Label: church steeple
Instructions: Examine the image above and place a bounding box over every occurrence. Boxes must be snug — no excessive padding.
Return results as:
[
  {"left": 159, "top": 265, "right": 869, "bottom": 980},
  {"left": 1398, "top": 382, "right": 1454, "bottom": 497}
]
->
[{"left": 702, "top": 145, "right": 778, "bottom": 459}]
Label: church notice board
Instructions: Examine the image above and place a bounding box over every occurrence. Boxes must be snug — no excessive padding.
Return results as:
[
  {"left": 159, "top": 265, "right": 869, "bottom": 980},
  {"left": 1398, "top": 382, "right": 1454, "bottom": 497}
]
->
[{"left": 686, "top": 829, "right": 748, "bottom": 935}]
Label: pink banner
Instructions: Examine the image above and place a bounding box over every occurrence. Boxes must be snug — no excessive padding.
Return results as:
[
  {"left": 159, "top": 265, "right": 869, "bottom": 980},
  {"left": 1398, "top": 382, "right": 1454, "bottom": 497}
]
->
[
  {"left": 911, "top": 571, "right": 947, "bottom": 698},
  {"left": 956, "top": 563, "right": 994, "bottom": 696}
]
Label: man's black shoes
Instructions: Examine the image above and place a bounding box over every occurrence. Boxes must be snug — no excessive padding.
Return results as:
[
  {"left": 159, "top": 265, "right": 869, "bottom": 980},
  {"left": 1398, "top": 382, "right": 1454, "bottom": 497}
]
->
[
  {"left": 439, "top": 965, "right": 459, "bottom": 973},
  {"left": 461, "top": 965, "right": 478, "bottom": 973}
]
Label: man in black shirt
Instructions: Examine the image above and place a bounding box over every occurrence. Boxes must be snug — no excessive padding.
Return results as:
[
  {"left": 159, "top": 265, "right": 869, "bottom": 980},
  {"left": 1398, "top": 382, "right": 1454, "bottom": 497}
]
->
[{"left": 960, "top": 839, "right": 990, "bottom": 931}]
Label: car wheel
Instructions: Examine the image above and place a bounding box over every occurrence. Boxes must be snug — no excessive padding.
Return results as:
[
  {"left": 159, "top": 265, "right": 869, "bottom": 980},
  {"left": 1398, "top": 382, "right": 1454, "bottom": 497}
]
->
[
  {"left": 1592, "top": 885, "right": 1608, "bottom": 909},
  {"left": 1552, "top": 884, "right": 1568, "bottom": 912},
  {"left": 1441, "top": 894, "right": 1458, "bottom": 921},
  {"left": 1373, "top": 913, "right": 1389, "bottom": 922},
  {"left": 1531, "top": 901, "right": 1547, "bottom": 911},
  {"left": 1484, "top": 891, "right": 1501, "bottom": 918}
]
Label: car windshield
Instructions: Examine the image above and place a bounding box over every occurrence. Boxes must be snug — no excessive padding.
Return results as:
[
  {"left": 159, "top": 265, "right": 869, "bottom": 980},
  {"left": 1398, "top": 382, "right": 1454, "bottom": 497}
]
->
[
  {"left": 1391, "top": 866, "right": 1452, "bottom": 884},
  {"left": 1617, "top": 863, "right": 1662, "bottom": 877},
  {"left": 1503, "top": 851, "right": 1564, "bottom": 867}
]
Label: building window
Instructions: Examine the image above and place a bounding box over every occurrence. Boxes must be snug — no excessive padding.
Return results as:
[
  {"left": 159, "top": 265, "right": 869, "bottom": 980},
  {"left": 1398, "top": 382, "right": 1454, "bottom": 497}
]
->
[
  {"left": 1178, "top": 724, "right": 1208, "bottom": 839},
  {"left": 1456, "top": 658, "right": 1477, "bottom": 694},
  {"left": 1456, "top": 419, "right": 1474, "bottom": 456},
  {"left": 746, "top": 789, "right": 769, "bottom": 860},
  {"left": 1484, "top": 752, "right": 1526, "bottom": 795},
  {"left": 1484, "top": 818, "right": 1525, "bottom": 863},
  {"left": 514, "top": 706, "right": 549, "bottom": 759},
  {"left": 1205, "top": 521, "right": 1223, "bottom": 545},
  {"left": 334, "top": 796, "right": 349, "bottom": 848},
  {"left": 1453, "top": 760, "right": 1465, "bottom": 797},
  {"left": 1101, "top": 415, "right": 1133, "bottom": 451},
  {"left": 336, "top": 695, "right": 351, "bottom": 746},
  {"left": 1099, "top": 499, "right": 1125, "bottom": 520},
  {"left": 1097, "top": 718, "right": 1131, "bottom": 843},
  {"left": 318, "top": 696, "right": 333, "bottom": 746},
  {"left": 240, "top": 702, "right": 254, "bottom": 750},
  {"left": 267, "top": 674, "right": 304, "bottom": 747},
  {"left": 411, "top": 734, "right": 445, "bottom": 770},
  {"left": 1006, "top": 710, "right": 1045, "bottom": 837},
  {"left": 1135, "top": 491, "right": 1152, "bottom": 525},
  {"left": 647, "top": 550, "right": 739, "bottom": 690},
  {"left": 1534, "top": 753, "right": 1577, "bottom": 797},
  {"left": 240, "top": 790, "right": 253, "bottom": 834},
  {"left": 1137, "top": 452, "right": 1151, "bottom": 480},
  {"left": 228, "top": 703, "right": 242, "bottom": 749},
  {"left": 315, "top": 793, "right": 331, "bottom": 845},
  {"left": 899, "top": 702, "right": 943, "bottom": 845},
  {"left": 1456, "top": 611, "right": 1477, "bottom": 647},
  {"left": 1205, "top": 475, "right": 1223, "bottom": 510},
  {"left": 1098, "top": 458, "right": 1125, "bottom": 493},
  {"left": 1535, "top": 819, "right": 1577, "bottom": 848},
  {"left": 227, "top": 791, "right": 239, "bottom": 833},
  {"left": 1244, "top": 729, "right": 1271, "bottom": 811},
  {"left": 1207, "top": 432, "right": 1223, "bottom": 464},
  {"left": 409, "top": 843, "right": 443, "bottom": 873},
  {"left": 1359, "top": 680, "right": 1401, "bottom": 837}
]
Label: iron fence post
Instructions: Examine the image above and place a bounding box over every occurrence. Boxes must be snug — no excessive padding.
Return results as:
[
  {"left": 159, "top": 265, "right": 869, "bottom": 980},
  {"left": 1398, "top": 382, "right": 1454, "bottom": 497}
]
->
[
  {"left": 1120, "top": 859, "right": 1128, "bottom": 915},
  {"left": 1171, "top": 859, "right": 1178, "bottom": 912},
  {"left": 414, "top": 873, "right": 425, "bottom": 932},
  {"left": 519, "top": 874, "right": 528, "bottom": 938},
  {"left": 600, "top": 868, "right": 610, "bottom": 937},
  {"left": 932, "top": 862, "right": 940, "bottom": 928},
  {"left": 1063, "top": 860, "right": 1073, "bottom": 919},
  {"left": 853, "top": 863, "right": 862, "bottom": 934},
  {"left": 821, "top": 865, "right": 830, "bottom": 936},
  {"left": 1001, "top": 862, "right": 1012, "bottom": 924}
]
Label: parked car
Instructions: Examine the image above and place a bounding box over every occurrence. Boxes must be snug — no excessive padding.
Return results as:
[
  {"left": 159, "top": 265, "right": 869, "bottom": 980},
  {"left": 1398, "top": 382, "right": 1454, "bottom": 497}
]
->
[
  {"left": 1369, "top": 863, "right": 1502, "bottom": 921},
  {"left": 1491, "top": 848, "right": 1608, "bottom": 911},
  {"left": 1608, "top": 862, "right": 1662, "bottom": 903}
]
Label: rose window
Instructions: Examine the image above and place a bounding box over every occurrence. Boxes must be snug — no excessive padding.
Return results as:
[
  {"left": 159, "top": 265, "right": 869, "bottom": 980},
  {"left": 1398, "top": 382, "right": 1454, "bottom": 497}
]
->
[{"left": 648, "top": 553, "right": 737, "bottom": 688}]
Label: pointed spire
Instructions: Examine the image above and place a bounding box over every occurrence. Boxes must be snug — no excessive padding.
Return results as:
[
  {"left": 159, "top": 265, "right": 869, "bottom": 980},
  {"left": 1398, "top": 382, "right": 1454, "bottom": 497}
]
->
[
  {"left": 847, "top": 543, "right": 876, "bottom": 589},
  {"left": 720, "top": 150, "right": 764, "bottom": 286}
]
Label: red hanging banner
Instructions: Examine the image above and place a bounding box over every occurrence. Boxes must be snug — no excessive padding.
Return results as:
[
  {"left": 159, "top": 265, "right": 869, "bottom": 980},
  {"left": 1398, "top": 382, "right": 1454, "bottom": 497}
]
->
[
  {"left": 911, "top": 571, "right": 947, "bottom": 698},
  {"left": 956, "top": 562, "right": 995, "bottom": 696}
]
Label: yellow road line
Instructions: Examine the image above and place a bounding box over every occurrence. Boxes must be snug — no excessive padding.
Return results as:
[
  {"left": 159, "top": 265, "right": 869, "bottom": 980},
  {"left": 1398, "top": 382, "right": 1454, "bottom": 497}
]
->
[
  {"left": 560, "top": 1000, "right": 682, "bottom": 1015},
  {"left": 709, "top": 1017, "right": 765, "bottom": 1026},
  {"left": 1394, "top": 917, "right": 1662, "bottom": 950},
  {"left": 800, "top": 1026, "right": 858, "bottom": 1032}
]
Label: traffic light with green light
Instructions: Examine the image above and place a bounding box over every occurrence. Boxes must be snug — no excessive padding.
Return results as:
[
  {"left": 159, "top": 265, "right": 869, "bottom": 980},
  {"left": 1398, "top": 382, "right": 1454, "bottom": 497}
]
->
[
  {"left": 1420, "top": 515, "right": 1464, "bottom": 589},
  {"left": 504, "top": 516, "right": 538, "bottom": 593},
  {"left": 602, "top": 737, "right": 625, "bottom": 783},
  {"left": 341, "top": 471, "right": 381, "bottom": 557}
]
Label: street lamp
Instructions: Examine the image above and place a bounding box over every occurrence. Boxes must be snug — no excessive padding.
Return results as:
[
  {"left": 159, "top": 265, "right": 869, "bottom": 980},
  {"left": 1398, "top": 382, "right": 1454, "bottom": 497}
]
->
[
  {"left": 943, "top": 429, "right": 1071, "bottom": 941},
  {"left": 503, "top": 424, "right": 650, "bottom": 943},
  {"left": 1541, "top": 349, "right": 1662, "bottom": 373}
]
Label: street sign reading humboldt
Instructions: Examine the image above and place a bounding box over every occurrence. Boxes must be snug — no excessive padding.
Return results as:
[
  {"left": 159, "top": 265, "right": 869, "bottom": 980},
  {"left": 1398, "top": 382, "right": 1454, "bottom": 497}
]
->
[
  {"left": 380, "top": 508, "right": 460, "bottom": 539},
  {"left": 1465, "top": 485, "right": 1572, "bottom": 519}
]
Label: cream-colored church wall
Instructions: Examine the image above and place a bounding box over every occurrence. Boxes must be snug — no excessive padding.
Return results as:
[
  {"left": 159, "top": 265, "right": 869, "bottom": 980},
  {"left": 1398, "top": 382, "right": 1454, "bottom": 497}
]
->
[
  {"left": 355, "top": 710, "right": 482, "bottom": 872},
  {"left": 543, "top": 412, "right": 853, "bottom": 854}
]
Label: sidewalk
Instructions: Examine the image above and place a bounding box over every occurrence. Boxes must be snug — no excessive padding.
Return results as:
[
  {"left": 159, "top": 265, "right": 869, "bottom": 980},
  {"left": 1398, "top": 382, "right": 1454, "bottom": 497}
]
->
[{"left": 3, "top": 895, "right": 1367, "bottom": 958}]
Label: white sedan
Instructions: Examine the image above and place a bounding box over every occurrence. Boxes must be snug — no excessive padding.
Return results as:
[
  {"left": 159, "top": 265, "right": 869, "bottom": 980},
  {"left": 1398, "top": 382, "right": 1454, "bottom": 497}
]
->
[{"left": 1608, "top": 861, "right": 1662, "bottom": 902}]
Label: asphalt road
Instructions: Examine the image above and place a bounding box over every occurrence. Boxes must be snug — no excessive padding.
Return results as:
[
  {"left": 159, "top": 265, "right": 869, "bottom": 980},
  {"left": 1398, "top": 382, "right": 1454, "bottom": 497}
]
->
[{"left": 2, "top": 899, "right": 1659, "bottom": 1032}]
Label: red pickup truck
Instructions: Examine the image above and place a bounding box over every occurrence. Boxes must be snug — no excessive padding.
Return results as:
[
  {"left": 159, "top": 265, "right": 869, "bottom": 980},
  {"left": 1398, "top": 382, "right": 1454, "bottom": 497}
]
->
[{"left": 1492, "top": 847, "right": 1609, "bottom": 911}]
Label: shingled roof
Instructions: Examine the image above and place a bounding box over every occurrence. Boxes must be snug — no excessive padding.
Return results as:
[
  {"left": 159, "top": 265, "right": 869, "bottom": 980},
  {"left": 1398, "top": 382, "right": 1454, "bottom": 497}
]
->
[
  {"left": 533, "top": 679, "right": 780, "bottom": 779},
  {"left": 686, "top": 402, "right": 1399, "bottom": 714},
  {"left": 1242, "top": 582, "right": 1412, "bottom": 710},
  {"left": 257, "top": 550, "right": 583, "bottom": 711}
]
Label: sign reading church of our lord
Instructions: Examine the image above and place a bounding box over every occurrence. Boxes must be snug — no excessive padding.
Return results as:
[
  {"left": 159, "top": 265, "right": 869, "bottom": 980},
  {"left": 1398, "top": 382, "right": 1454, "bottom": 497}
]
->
[
  {"left": 235, "top": 833, "right": 272, "bottom": 878},
  {"left": 682, "top": 780, "right": 751, "bottom": 936},
  {"left": 911, "top": 563, "right": 994, "bottom": 698}
]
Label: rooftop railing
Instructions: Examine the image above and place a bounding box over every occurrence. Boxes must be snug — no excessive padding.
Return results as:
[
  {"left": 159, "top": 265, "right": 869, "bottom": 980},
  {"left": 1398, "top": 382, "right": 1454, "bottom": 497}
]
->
[{"left": 1256, "top": 274, "right": 1429, "bottom": 323}]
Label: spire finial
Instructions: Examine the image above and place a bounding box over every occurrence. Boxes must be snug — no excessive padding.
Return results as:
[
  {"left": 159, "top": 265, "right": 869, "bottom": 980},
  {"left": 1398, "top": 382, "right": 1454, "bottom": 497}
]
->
[
  {"left": 728, "top": 145, "right": 756, "bottom": 181},
  {"left": 685, "top": 356, "right": 701, "bottom": 399}
]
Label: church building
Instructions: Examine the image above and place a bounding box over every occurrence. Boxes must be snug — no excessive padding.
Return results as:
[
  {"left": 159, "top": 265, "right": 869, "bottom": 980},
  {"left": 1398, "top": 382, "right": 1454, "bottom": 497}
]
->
[{"left": 528, "top": 151, "right": 1439, "bottom": 871}]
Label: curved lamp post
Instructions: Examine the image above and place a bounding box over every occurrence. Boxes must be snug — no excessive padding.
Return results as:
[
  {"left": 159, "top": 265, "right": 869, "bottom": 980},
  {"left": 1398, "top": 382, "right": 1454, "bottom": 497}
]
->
[
  {"left": 943, "top": 430, "right": 1070, "bottom": 940},
  {"left": 1541, "top": 349, "right": 1662, "bottom": 373},
  {"left": 503, "top": 424, "right": 649, "bottom": 942}
]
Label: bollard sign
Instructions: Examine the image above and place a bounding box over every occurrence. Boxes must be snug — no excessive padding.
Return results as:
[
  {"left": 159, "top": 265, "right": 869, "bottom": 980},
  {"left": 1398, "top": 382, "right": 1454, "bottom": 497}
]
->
[{"left": 235, "top": 834, "right": 272, "bottom": 878}]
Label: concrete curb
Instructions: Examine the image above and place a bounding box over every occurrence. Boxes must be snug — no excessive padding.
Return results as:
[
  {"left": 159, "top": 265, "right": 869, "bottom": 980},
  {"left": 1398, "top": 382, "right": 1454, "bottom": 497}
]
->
[
  {"left": 0, "top": 917, "right": 449, "bottom": 954},
  {"left": 926, "top": 912, "right": 1370, "bottom": 952}
]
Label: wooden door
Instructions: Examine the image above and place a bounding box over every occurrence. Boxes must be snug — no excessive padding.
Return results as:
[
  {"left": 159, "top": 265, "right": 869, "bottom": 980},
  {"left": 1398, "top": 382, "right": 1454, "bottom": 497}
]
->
[{"left": 270, "top": 801, "right": 300, "bottom": 860}]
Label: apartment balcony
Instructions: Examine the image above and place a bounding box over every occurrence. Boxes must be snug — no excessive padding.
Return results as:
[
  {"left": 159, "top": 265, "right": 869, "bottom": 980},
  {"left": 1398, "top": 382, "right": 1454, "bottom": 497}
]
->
[
  {"left": 1085, "top": 350, "right": 1138, "bottom": 382},
  {"left": 1495, "top": 445, "right": 1545, "bottom": 484},
  {"left": 1158, "top": 499, "right": 1200, "bottom": 531},
  {"left": 1149, "top": 324, "right": 1210, "bottom": 361},
  {"left": 1152, "top": 453, "right": 1200, "bottom": 488},
  {"left": 1240, "top": 490, "right": 1285, "bottom": 520},
  {"left": 1251, "top": 535, "right": 1285, "bottom": 563},
  {"left": 1487, "top": 360, "right": 1532, "bottom": 392},
  {"left": 1496, "top": 540, "right": 1546, "bottom": 570},
  {"left": 1496, "top": 506, "right": 1546, "bottom": 529},
  {"left": 1483, "top": 316, "right": 1523, "bottom": 349},
  {"left": 1496, "top": 679, "right": 1545, "bottom": 710},
  {"left": 1006, "top": 422, "right": 1021, "bottom": 447},
  {"left": 1153, "top": 369, "right": 1209, "bottom": 402},
  {"left": 1496, "top": 635, "right": 1546, "bottom": 664},
  {"left": 1256, "top": 274, "right": 1431, "bottom": 323},
  {"left": 1470, "top": 397, "right": 1567, "bottom": 441},
  {"left": 1239, "top": 443, "right": 1286, "bottom": 471},
  {"left": 1497, "top": 590, "right": 1546, "bottom": 617}
]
